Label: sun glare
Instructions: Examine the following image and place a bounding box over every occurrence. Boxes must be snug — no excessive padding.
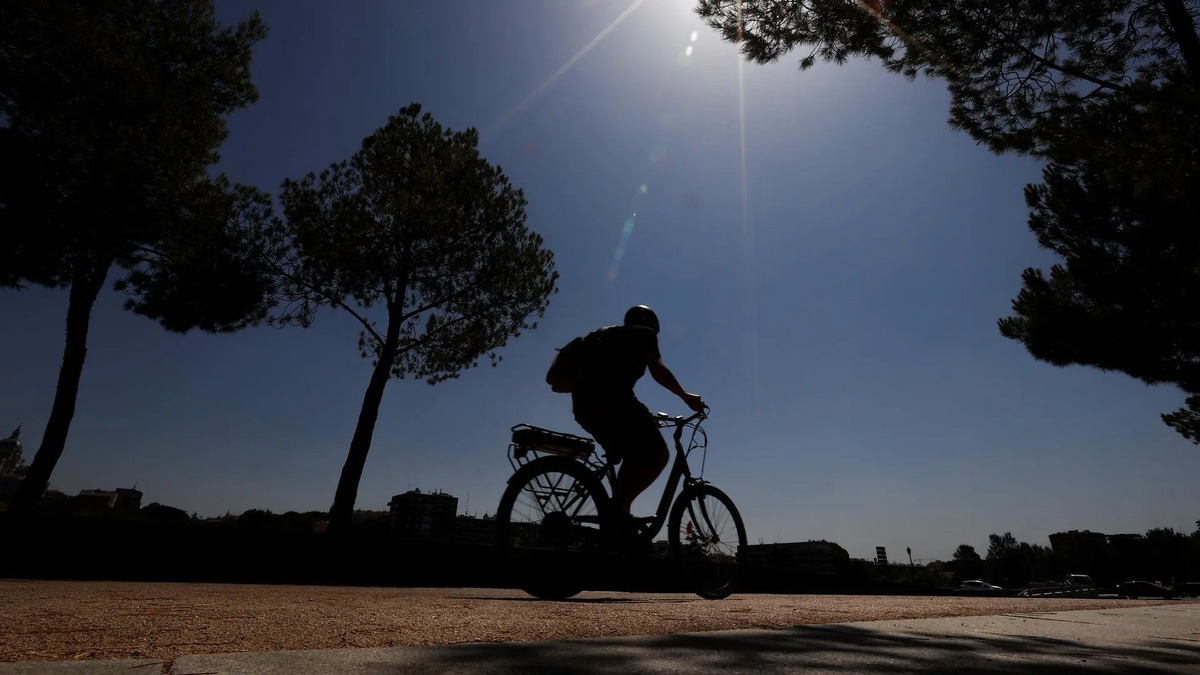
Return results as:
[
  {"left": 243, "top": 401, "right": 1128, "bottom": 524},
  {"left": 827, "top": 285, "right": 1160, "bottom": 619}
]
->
[
  {"left": 478, "top": 0, "right": 736, "bottom": 286},
  {"left": 484, "top": 0, "right": 650, "bottom": 138}
]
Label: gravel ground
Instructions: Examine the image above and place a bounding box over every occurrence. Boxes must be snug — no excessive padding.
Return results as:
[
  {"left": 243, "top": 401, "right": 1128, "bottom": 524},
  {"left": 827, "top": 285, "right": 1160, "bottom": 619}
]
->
[{"left": 0, "top": 580, "right": 1181, "bottom": 663}]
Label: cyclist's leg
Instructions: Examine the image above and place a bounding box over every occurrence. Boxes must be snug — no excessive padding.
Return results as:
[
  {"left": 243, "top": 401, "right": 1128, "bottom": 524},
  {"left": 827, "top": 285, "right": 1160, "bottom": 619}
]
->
[
  {"left": 612, "top": 405, "right": 668, "bottom": 514},
  {"left": 574, "top": 399, "right": 667, "bottom": 515},
  {"left": 573, "top": 407, "right": 625, "bottom": 477}
]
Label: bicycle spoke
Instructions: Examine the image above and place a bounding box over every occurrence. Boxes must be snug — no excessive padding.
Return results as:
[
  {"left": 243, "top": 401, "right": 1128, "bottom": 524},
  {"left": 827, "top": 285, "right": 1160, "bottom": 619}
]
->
[
  {"left": 503, "top": 468, "right": 603, "bottom": 555},
  {"left": 668, "top": 485, "right": 745, "bottom": 599},
  {"left": 518, "top": 472, "right": 575, "bottom": 518},
  {"left": 565, "top": 482, "right": 595, "bottom": 519},
  {"left": 680, "top": 493, "right": 739, "bottom": 562},
  {"left": 697, "top": 497, "right": 729, "bottom": 543},
  {"left": 532, "top": 471, "right": 570, "bottom": 512}
]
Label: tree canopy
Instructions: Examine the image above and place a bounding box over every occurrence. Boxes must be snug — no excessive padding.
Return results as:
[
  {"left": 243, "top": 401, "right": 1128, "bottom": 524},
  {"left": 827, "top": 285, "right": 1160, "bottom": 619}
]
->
[
  {"left": 953, "top": 544, "right": 982, "bottom": 562},
  {"left": 1, "top": 0, "right": 278, "bottom": 512},
  {"left": 998, "top": 157, "right": 1200, "bottom": 441},
  {"left": 276, "top": 104, "right": 558, "bottom": 532},
  {"left": 697, "top": 0, "right": 1199, "bottom": 157},
  {"left": 696, "top": 0, "right": 1200, "bottom": 441},
  {"left": 1, "top": 0, "right": 273, "bottom": 289}
]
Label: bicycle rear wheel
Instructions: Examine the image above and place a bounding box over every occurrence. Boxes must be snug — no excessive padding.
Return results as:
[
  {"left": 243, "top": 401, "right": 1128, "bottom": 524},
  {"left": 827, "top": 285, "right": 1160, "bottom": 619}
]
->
[
  {"left": 495, "top": 456, "right": 612, "bottom": 600},
  {"left": 668, "top": 484, "right": 746, "bottom": 599}
]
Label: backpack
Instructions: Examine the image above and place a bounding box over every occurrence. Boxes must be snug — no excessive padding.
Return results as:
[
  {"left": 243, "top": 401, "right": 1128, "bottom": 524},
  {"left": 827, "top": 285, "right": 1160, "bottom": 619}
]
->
[{"left": 546, "top": 330, "right": 608, "bottom": 393}]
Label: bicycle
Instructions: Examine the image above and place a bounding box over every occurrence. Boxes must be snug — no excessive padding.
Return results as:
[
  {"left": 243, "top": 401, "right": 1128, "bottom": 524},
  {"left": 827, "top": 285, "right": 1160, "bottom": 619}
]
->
[{"left": 494, "top": 407, "right": 747, "bottom": 601}]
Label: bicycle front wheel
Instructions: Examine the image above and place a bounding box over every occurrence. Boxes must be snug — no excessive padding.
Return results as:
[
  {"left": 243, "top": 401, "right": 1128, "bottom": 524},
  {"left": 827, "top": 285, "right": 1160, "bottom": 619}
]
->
[
  {"left": 668, "top": 484, "right": 747, "bottom": 599},
  {"left": 495, "top": 456, "right": 613, "bottom": 600}
]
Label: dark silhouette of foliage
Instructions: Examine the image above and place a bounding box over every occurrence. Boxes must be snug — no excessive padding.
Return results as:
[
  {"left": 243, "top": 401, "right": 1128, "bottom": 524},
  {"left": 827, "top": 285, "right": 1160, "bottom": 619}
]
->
[
  {"left": 980, "top": 533, "right": 1062, "bottom": 586},
  {"left": 1190, "top": 520, "right": 1200, "bottom": 580},
  {"left": 1142, "top": 527, "right": 1190, "bottom": 581},
  {"left": 235, "top": 509, "right": 278, "bottom": 530},
  {"left": 232, "top": 509, "right": 327, "bottom": 533},
  {"left": 0, "top": 0, "right": 280, "bottom": 514},
  {"left": 696, "top": 0, "right": 1200, "bottom": 441},
  {"left": 140, "top": 503, "right": 191, "bottom": 522},
  {"left": 696, "top": 0, "right": 1199, "bottom": 157},
  {"left": 276, "top": 104, "right": 558, "bottom": 534},
  {"left": 953, "top": 544, "right": 981, "bottom": 562},
  {"left": 985, "top": 532, "right": 1020, "bottom": 563},
  {"left": 951, "top": 543, "right": 984, "bottom": 580},
  {"left": 998, "top": 155, "right": 1200, "bottom": 441}
]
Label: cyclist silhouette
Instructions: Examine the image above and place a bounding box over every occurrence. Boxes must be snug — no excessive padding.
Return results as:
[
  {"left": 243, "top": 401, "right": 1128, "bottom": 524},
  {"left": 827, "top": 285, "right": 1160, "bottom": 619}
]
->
[{"left": 568, "top": 305, "right": 704, "bottom": 518}]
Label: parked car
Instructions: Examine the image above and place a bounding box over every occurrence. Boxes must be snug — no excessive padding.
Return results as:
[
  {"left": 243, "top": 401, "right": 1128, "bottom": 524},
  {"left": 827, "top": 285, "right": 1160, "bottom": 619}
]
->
[
  {"left": 960, "top": 579, "right": 1004, "bottom": 591},
  {"left": 1115, "top": 581, "right": 1177, "bottom": 599}
]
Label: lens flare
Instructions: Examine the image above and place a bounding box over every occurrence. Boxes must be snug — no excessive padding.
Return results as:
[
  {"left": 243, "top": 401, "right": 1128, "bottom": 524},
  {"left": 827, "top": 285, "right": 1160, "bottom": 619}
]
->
[
  {"left": 485, "top": 0, "right": 650, "bottom": 138},
  {"left": 736, "top": 0, "right": 760, "bottom": 403},
  {"left": 604, "top": 27, "right": 705, "bottom": 284},
  {"left": 608, "top": 213, "right": 638, "bottom": 282}
]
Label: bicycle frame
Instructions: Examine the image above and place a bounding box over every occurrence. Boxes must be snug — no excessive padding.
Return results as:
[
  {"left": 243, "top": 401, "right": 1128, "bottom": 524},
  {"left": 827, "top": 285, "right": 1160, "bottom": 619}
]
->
[
  {"left": 506, "top": 409, "right": 709, "bottom": 536},
  {"left": 565, "top": 409, "right": 708, "bottom": 540},
  {"left": 501, "top": 407, "right": 742, "bottom": 600},
  {"left": 634, "top": 410, "right": 709, "bottom": 539}
]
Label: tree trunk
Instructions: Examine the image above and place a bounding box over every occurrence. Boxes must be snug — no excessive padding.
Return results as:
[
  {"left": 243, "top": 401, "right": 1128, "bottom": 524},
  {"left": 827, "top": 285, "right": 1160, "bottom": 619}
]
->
[
  {"left": 327, "top": 337, "right": 399, "bottom": 534},
  {"left": 1161, "top": 0, "right": 1200, "bottom": 88},
  {"left": 10, "top": 263, "right": 109, "bottom": 517}
]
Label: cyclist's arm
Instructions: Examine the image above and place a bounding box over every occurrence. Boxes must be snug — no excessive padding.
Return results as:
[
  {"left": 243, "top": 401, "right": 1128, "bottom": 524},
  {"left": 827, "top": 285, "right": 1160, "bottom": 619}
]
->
[{"left": 648, "top": 359, "right": 703, "bottom": 410}]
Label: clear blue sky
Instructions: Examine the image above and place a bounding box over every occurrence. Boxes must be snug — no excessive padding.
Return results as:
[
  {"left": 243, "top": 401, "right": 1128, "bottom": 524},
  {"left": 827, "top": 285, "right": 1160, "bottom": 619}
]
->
[{"left": 3, "top": 0, "right": 1197, "bottom": 562}]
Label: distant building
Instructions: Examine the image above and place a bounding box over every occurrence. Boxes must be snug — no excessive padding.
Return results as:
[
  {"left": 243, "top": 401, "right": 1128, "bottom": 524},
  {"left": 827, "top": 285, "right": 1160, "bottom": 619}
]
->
[
  {"left": 351, "top": 509, "right": 392, "bottom": 535},
  {"left": 389, "top": 489, "right": 458, "bottom": 539},
  {"left": 43, "top": 489, "right": 67, "bottom": 501},
  {"left": 114, "top": 488, "right": 142, "bottom": 511},
  {"left": 744, "top": 540, "right": 850, "bottom": 575},
  {"left": 1105, "top": 532, "right": 1149, "bottom": 563},
  {"left": 1049, "top": 529, "right": 1110, "bottom": 576},
  {"left": 1049, "top": 529, "right": 1154, "bottom": 584},
  {"left": 453, "top": 514, "right": 495, "bottom": 545},
  {"left": 73, "top": 487, "right": 143, "bottom": 513}
]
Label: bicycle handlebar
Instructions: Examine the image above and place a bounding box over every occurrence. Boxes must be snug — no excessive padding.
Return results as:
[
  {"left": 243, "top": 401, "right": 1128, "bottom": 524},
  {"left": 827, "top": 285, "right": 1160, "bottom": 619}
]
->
[{"left": 653, "top": 405, "right": 709, "bottom": 428}]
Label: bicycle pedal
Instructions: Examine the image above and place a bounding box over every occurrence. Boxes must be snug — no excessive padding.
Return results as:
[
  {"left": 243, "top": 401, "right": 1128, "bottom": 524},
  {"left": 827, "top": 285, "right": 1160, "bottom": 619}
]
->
[{"left": 626, "top": 515, "right": 655, "bottom": 530}]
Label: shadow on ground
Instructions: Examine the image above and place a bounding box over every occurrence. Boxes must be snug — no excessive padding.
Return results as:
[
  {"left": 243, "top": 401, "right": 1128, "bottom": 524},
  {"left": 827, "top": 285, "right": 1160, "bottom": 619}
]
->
[{"left": 332, "top": 623, "right": 1200, "bottom": 674}]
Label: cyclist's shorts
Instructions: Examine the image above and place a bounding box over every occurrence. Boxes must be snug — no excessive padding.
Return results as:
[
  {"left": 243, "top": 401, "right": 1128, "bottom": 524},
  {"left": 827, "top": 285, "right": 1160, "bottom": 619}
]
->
[{"left": 573, "top": 400, "right": 664, "bottom": 463}]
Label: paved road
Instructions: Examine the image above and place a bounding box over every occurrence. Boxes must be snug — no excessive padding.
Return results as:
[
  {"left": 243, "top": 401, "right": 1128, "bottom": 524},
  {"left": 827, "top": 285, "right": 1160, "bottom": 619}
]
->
[
  {"left": 2, "top": 602, "right": 1197, "bottom": 674},
  {"left": 0, "top": 580, "right": 1184, "bottom": 665},
  {"left": 171, "top": 603, "right": 1200, "bottom": 674}
]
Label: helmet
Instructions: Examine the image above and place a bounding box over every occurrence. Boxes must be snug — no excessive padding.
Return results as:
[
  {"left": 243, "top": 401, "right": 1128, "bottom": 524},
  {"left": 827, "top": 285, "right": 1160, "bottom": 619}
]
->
[{"left": 623, "top": 305, "right": 660, "bottom": 334}]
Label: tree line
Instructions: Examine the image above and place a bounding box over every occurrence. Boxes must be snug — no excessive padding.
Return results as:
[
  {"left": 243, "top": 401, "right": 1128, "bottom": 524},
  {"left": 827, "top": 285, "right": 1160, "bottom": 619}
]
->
[
  {"left": 1, "top": 1, "right": 557, "bottom": 532},
  {"left": 949, "top": 522, "right": 1200, "bottom": 586}
]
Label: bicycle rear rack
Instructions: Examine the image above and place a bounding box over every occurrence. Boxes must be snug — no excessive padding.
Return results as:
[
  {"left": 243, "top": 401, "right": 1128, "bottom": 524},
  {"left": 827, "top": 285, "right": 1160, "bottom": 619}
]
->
[{"left": 509, "top": 424, "right": 609, "bottom": 475}]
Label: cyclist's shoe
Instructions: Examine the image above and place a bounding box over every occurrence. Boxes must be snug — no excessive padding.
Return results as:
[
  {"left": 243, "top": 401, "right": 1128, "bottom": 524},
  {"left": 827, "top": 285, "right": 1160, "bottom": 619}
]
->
[
  {"left": 613, "top": 512, "right": 654, "bottom": 536},
  {"left": 633, "top": 515, "right": 658, "bottom": 536},
  {"left": 611, "top": 513, "right": 655, "bottom": 557}
]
